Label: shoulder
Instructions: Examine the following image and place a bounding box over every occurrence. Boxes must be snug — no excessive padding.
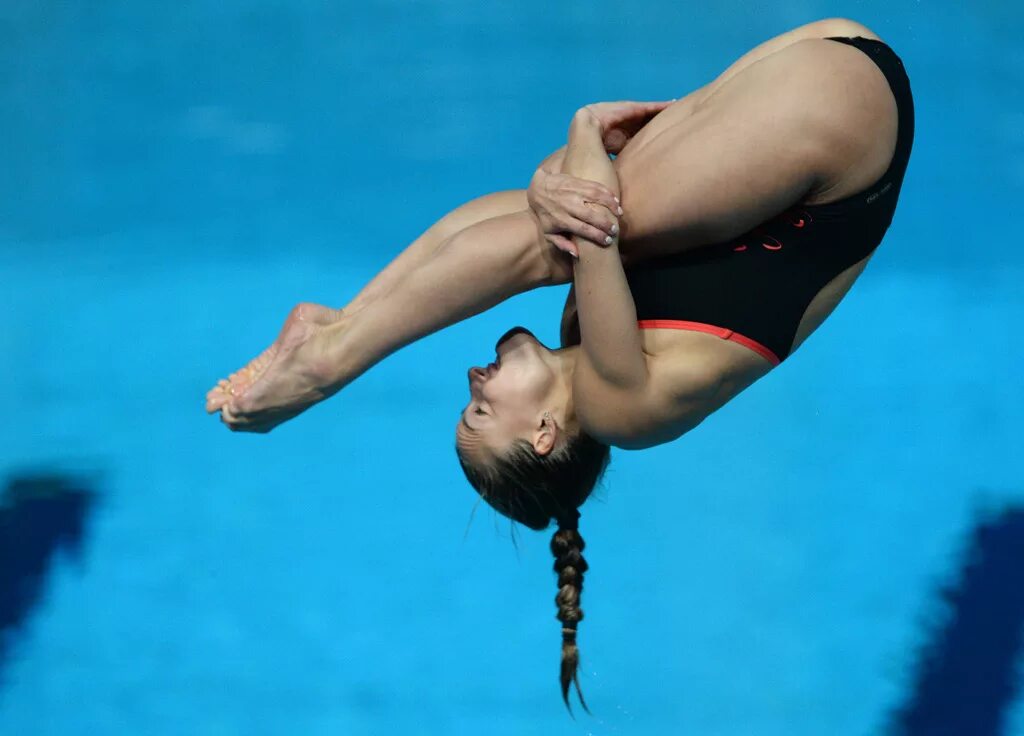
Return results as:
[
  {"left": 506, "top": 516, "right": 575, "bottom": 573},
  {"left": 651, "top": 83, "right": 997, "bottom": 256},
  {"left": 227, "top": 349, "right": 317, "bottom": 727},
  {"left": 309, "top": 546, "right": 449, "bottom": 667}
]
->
[{"left": 573, "top": 351, "right": 722, "bottom": 450}]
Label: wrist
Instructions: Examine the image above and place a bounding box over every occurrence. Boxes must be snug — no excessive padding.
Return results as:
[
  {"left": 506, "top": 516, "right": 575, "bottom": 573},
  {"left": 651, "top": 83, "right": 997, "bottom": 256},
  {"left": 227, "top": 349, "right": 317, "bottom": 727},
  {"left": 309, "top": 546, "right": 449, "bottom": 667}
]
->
[{"left": 573, "top": 234, "right": 619, "bottom": 263}]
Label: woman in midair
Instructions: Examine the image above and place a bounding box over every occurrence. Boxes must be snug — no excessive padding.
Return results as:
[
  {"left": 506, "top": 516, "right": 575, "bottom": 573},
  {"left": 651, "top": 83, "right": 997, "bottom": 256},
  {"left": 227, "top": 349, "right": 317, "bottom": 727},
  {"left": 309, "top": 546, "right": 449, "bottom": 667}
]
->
[{"left": 206, "top": 18, "right": 913, "bottom": 713}]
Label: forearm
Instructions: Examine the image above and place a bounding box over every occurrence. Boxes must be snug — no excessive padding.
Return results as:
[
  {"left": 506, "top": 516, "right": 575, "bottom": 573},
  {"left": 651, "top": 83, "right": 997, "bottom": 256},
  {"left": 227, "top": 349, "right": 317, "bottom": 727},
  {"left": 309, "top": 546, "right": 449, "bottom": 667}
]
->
[
  {"left": 564, "top": 112, "right": 648, "bottom": 388},
  {"left": 325, "top": 211, "right": 554, "bottom": 386}
]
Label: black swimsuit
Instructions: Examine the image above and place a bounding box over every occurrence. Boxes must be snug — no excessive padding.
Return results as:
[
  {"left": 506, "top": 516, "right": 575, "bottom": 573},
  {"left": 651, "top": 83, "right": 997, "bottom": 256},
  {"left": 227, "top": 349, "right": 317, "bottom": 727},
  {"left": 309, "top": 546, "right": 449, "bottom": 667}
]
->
[{"left": 623, "top": 36, "right": 915, "bottom": 365}]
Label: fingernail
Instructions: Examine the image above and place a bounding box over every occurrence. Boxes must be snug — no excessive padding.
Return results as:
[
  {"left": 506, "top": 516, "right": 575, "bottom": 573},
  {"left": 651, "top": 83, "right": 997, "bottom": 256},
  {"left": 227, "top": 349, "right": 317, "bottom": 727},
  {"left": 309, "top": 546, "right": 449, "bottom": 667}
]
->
[
  {"left": 604, "top": 235, "right": 613, "bottom": 245},
  {"left": 617, "top": 206, "right": 624, "bottom": 216},
  {"left": 614, "top": 196, "right": 620, "bottom": 203},
  {"left": 571, "top": 251, "right": 579, "bottom": 259},
  {"left": 611, "top": 224, "right": 619, "bottom": 235}
]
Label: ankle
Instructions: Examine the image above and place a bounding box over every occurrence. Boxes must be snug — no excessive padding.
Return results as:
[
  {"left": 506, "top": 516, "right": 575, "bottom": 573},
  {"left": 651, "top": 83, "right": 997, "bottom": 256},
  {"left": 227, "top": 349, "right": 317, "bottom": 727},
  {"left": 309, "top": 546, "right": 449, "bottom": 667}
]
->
[{"left": 309, "top": 319, "right": 359, "bottom": 390}]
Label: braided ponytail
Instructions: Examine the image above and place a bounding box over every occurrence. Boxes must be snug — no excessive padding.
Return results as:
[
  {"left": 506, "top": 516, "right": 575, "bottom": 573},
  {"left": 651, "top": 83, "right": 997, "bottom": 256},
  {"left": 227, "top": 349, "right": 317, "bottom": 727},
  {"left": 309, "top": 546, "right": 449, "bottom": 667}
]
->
[
  {"left": 456, "top": 426, "right": 610, "bottom": 714},
  {"left": 551, "top": 508, "right": 590, "bottom": 715}
]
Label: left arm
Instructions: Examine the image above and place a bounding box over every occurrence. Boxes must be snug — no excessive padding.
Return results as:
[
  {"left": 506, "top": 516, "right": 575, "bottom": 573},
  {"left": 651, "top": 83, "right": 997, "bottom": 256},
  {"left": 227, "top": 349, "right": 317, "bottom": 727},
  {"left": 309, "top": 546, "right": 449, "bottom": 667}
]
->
[
  {"left": 562, "top": 109, "right": 649, "bottom": 391},
  {"left": 560, "top": 109, "right": 679, "bottom": 445},
  {"left": 559, "top": 105, "right": 720, "bottom": 447}
]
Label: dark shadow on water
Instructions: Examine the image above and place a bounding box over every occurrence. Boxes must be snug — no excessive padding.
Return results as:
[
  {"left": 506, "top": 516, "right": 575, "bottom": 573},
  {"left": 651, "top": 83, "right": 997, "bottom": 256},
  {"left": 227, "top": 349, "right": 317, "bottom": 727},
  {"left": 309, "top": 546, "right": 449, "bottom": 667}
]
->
[
  {"left": 0, "top": 472, "right": 99, "bottom": 687},
  {"left": 887, "top": 506, "right": 1024, "bottom": 736}
]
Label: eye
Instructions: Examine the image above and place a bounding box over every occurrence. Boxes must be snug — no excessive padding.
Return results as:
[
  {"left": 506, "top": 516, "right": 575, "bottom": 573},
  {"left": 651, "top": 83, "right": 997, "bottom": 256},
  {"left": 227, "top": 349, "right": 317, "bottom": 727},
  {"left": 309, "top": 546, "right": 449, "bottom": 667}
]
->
[{"left": 475, "top": 407, "right": 486, "bottom": 415}]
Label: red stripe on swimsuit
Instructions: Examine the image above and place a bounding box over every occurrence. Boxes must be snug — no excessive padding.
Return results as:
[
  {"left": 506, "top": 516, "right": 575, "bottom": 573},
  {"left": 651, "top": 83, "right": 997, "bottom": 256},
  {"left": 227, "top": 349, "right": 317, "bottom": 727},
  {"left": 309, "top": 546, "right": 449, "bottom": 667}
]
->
[{"left": 636, "top": 319, "right": 781, "bottom": 365}]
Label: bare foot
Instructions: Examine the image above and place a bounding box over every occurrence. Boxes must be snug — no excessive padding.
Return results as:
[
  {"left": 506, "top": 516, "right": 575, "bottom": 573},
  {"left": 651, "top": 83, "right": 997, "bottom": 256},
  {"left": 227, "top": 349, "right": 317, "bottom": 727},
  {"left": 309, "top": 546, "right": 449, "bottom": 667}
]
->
[{"left": 206, "top": 302, "right": 345, "bottom": 432}]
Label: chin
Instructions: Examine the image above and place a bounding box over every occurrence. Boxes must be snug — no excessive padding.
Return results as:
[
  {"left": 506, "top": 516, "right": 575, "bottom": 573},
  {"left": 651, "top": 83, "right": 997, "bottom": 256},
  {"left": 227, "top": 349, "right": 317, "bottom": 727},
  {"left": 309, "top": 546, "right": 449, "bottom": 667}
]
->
[
  {"left": 497, "top": 327, "right": 551, "bottom": 359},
  {"left": 495, "top": 326, "right": 538, "bottom": 352}
]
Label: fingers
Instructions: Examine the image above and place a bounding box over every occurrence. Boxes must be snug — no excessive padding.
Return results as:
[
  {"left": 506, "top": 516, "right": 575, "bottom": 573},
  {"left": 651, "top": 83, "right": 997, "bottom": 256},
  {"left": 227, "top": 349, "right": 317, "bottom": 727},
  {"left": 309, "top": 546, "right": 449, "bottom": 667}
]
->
[
  {"left": 568, "top": 202, "right": 618, "bottom": 241},
  {"left": 621, "top": 99, "right": 675, "bottom": 111},
  {"left": 530, "top": 170, "right": 623, "bottom": 249},
  {"left": 544, "top": 172, "right": 621, "bottom": 216},
  {"left": 578, "top": 182, "right": 621, "bottom": 216},
  {"left": 556, "top": 177, "right": 621, "bottom": 230},
  {"left": 603, "top": 129, "right": 629, "bottom": 154},
  {"left": 548, "top": 234, "right": 578, "bottom": 258},
  {"left": 585, "top": 100, "right": 675, "bottom": 131},
  {"left": 546, "top": 172, "right": 617, "bottom": 210},
  {"left": 572, "top": 186, "right": 620, "bottom": 235},
  {"left": 548, "top": 228, "right": 613, "bottom": 259},
  {"left": 565, "top": 215, "right": 614, "bottom": 246}
]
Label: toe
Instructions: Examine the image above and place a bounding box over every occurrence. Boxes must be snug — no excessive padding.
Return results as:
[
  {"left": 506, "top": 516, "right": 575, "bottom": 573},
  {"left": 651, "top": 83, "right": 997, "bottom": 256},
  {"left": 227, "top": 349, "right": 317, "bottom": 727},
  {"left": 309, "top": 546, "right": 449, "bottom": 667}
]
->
[
  {"left": 220, "top": 403, "right": 242, "bottom": 430},
  {"left": 207, "top": 388, "right": 230, "bottom": 413},
  {"left": 207, "top": 379, "right": 242, "bottom": 412}
]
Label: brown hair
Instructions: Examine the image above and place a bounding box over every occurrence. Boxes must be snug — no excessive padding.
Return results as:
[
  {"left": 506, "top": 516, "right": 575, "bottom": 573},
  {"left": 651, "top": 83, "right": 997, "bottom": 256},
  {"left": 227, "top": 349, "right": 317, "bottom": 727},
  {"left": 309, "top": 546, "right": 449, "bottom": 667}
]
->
[{"left": 456, "top": 431, "right": 610, "bottom": 715}]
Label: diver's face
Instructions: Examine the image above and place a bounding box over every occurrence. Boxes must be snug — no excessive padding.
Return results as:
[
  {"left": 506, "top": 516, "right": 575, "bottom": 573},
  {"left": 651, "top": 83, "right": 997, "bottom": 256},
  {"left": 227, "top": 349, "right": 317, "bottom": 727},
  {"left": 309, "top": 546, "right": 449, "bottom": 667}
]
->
[{"left": 456, "top": 327, "right": 555, "bottom": 454}]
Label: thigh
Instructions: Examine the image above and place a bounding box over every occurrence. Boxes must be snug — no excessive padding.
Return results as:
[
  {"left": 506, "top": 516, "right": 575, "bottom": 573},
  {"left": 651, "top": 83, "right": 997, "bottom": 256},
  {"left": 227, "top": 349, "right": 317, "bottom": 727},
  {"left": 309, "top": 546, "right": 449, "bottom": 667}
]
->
[
  {"left": 790, "top": 254, "right": 873, "bottom": 352},
  {"left": 614, "top": 37, "right": 897, "bottom": 264},
  {"left": 616, "top": 18, "right": 882, "bottom": 165}
]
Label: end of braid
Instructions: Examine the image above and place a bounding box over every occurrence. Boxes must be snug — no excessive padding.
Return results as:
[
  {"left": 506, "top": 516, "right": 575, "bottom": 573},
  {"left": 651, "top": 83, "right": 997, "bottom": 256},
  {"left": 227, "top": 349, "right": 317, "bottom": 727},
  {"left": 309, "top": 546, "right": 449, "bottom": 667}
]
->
[{"left": 551, "top": 521, "right": 591, "bottom": 716}]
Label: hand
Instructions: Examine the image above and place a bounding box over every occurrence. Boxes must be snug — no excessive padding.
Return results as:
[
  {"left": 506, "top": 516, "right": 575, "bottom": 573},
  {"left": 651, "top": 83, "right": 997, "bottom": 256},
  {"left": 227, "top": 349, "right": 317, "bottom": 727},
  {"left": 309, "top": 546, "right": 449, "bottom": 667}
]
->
[
  {"left": 578, "top": 99, "right": 675, "bottom": 154},
  {"left": 527, "top": 167, "right": 622, "bottom": 257}
]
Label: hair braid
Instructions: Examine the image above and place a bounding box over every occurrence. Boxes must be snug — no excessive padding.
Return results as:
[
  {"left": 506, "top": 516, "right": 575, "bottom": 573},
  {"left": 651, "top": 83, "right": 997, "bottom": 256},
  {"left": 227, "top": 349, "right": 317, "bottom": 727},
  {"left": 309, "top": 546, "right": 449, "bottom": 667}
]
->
[
  {"left": 457, "top": 426, "right": 610, "bottom": 713},
  {"left": 551, "top": 522, "right": 590, "bottom": 715}
]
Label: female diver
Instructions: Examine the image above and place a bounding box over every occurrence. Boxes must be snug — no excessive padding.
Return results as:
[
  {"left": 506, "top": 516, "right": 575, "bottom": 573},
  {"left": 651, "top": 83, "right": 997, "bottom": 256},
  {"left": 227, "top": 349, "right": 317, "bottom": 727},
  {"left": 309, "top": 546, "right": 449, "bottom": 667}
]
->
[{"left": 205, "top": 18, "right": 913, "bottom": 713}]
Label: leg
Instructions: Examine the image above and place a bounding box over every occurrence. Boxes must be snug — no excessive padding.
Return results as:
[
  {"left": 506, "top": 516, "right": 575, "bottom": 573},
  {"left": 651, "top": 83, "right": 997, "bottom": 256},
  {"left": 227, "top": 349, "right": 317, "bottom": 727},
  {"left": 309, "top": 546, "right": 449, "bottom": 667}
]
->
[
  {"left": 345, "top": 189, "right": 529, "bottom": 315},
  {"left": 205, "top": 21, "right": 856, "bottom": 412},
  {"left": 344, "top": 140, "right": 571, "bottom": 314},
  {"left": 209, "top": 210, "right": 559, "bottom": 432},
  {"left": 614, "top": 17, "right": 882, "bottom": 164},
  {"left": 206, "top": 189, "right": 532, "bottom": 409},
  {"left": 612, "top": 30, "right": 896, "bottom": 264}
]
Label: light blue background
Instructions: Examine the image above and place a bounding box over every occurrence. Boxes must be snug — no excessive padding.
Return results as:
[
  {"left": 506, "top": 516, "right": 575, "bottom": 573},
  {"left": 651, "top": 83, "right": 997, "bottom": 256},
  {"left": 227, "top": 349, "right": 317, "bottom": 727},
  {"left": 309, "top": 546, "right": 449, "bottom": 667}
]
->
[{"left": 1, "top": 1, "right": 1022, "bottom": 734}]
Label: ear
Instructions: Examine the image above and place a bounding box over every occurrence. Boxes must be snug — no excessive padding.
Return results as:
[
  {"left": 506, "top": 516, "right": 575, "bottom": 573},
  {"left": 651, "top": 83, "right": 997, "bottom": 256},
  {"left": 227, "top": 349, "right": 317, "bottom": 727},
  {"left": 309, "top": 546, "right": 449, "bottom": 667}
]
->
[{"left": 532, "top": 411, "right": 558, "bottom": 457}]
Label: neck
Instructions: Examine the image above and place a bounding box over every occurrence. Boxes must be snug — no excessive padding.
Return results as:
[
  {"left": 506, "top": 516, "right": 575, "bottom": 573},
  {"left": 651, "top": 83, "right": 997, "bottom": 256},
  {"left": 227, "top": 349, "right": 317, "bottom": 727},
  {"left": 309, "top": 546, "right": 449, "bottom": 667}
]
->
[{"left": 546, "top": 346, "right": 581, "bottom": 430}]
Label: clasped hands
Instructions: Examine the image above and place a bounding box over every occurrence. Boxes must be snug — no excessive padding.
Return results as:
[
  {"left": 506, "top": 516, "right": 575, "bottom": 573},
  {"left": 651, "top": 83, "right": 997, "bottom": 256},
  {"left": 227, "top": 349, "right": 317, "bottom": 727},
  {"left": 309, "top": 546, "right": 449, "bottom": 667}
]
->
[{"left": 527, "top": 100, "right": 673, "bottom": 258}]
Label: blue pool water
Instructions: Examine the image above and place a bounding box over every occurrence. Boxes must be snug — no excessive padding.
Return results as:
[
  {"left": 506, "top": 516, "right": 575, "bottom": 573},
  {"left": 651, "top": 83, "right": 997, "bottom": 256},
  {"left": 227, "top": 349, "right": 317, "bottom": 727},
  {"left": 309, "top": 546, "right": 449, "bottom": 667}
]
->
[{"left": 2, "top": 2, "right": 1023, "bottom": 734}]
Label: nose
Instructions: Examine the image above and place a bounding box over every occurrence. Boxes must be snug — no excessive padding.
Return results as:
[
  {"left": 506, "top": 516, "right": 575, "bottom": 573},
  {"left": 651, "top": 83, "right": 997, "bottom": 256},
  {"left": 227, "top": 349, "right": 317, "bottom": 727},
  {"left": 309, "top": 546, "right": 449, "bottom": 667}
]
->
[
  {"left": 468, "top": 362, "right": 498, "bottom": 384},
  {"left": 468, "top": 367, "right": 485, "bottom": 399}
]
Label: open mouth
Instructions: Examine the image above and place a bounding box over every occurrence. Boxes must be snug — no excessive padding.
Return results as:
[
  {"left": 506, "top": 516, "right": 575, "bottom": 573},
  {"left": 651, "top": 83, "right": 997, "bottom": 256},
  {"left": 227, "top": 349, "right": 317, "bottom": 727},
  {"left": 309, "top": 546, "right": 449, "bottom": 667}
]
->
[{"left": 494, "top": 326, "right": 535, "bottom": 352}]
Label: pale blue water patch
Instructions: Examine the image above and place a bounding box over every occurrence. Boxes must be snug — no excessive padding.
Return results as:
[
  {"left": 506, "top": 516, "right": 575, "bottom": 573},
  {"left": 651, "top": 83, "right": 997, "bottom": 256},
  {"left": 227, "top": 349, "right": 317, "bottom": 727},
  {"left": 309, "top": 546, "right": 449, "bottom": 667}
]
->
[{"left": 1, "top": 1, "right": 1023, "bottom": 734}]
